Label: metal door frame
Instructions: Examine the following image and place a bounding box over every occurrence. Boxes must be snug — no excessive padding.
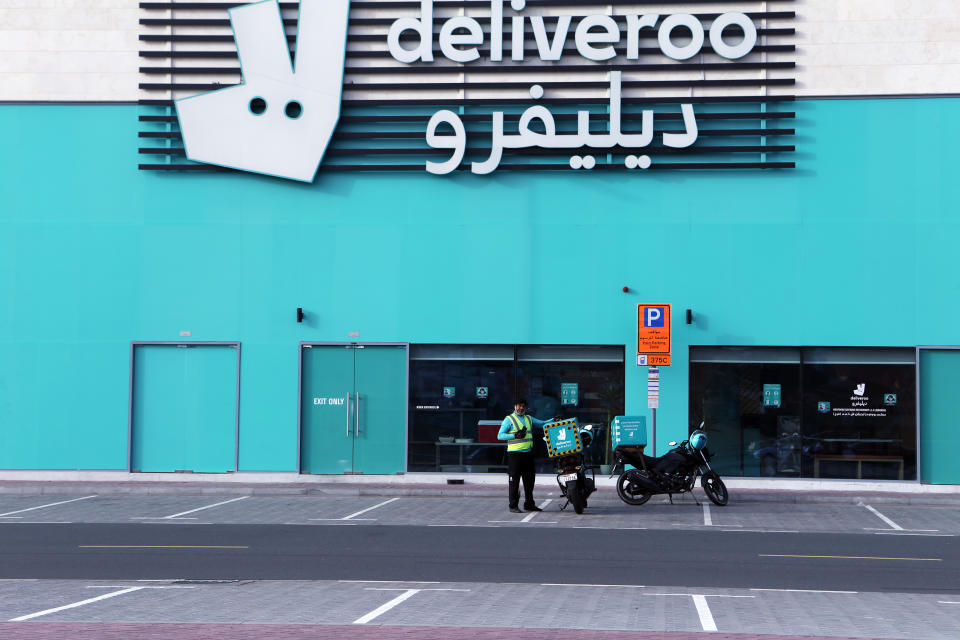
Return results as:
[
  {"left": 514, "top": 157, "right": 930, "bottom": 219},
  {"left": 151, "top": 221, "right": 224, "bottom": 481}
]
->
[
  {"left": 916, "top": 345, "right": 960, "bottom": 484},
  {"left": 297, "top": 342, "right": 410, "bottom": 474},
  {"left": 128, "top": 341, "right": 242, "bottom": 473}
]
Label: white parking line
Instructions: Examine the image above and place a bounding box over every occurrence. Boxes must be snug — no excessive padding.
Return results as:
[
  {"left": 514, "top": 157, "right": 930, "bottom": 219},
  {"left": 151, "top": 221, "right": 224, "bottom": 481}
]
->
[
  {"left": 160, "top": 496, "right": 250, "bottom": 519},
  {"left": 9, "top": 586, "right": 144, "bottom": 621},
  {"left": 692, "top": 595, "right": 717, "bottom": 632},
  {"left": 340, "top": 497, "right": 400, "bottom": 520},
  {"left": 87, "top": 585, "right": 196, "bottom": 590},
  {"left": 353, "top": 588, "right": 420, "bottom": 623},
  {"left": 703, "top": 503, "right": 712, "bottom": 526},
  {"left": 874, "top": 531, "right": 948, "bottom": 536},
  {"left": 751, "top": 588, "right": 857, "bottom": 594},
  {"left": 131, "top": 497, "right": 250, "bottom": 520},
  {"left": 309, "top": 518, "right": 375, "bottom": 522},
  {"left": 644, "top": 592, "right": 754, "bottom": 631},
  {"left": 0, "top": 495, "right": 97, "bottom": 517},
  {"left": 542, "top": 583, "right": 646, "bottom": 588},
  {"left": 352, "top": 587, "right": 469, "bottom": 624},
  {"left": 522, "top": 499, "right": 553, "bottom": 523},
  {"left": 861, "top": 503, "right": 903, "bottom": 530}
]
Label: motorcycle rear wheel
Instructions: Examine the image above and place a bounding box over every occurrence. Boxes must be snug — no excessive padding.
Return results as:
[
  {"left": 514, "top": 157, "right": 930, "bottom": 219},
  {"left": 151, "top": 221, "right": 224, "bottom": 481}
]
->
[
  {"left": 566, "top": 480, "right": 585, "bottom": 514},
  {"left": 616, "top": 470, "right": 652, "bottom": 506},
  {"left": 701, "top": 472, "right": 729, "bottom": 506}
]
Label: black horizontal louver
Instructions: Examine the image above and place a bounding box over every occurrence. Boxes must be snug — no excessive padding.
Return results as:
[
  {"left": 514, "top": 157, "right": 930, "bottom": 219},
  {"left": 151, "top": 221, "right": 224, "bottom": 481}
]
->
[{"left": 138, "top": 0, "right": 796, "bottom": 174}]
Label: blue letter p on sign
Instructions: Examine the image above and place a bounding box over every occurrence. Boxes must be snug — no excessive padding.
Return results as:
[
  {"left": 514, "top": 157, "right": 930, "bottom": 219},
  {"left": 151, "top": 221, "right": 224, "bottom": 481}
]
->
[{"left": 645, "top": 307, "right": 665, "bottom": 327}]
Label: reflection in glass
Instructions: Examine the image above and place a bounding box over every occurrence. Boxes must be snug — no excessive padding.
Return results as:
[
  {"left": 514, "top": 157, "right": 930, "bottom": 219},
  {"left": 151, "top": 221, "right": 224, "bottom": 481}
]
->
[
  {"left": 689, "top": 347, "right": 916, "bottom": 480},
  {"left": 407, "top": 345, "right": 625, "bottom": 473},
  {"left": 802, "top": 361, "right": 915, "bottom": 480}
]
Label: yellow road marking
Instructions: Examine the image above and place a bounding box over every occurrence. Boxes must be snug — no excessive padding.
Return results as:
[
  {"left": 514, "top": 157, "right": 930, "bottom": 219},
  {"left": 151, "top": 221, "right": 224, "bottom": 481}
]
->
[
  {"left": 760, "top": 554, "right": 941, "bottom": 562},
  {"left": 78, "top": 545, "right": 248, "bottom": 549}
]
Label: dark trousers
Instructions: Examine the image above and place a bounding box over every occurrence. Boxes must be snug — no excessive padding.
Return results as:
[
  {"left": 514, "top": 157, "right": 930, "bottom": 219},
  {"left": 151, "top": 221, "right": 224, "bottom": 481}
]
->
[{"left": 507, "top": 450, "right": 536, "bottom": 508}]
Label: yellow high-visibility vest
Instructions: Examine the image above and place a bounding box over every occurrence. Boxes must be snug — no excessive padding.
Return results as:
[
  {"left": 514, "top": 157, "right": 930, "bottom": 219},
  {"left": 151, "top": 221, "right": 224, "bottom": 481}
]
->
[{"left": 506, "top": 413, "right": 533, "bottom": 452}]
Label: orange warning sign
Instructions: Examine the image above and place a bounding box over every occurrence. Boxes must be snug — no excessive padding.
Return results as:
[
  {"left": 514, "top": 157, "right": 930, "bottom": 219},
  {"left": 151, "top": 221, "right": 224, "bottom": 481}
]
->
[{"left": 637, "top": 304, "right": 671, "bottom": 365}]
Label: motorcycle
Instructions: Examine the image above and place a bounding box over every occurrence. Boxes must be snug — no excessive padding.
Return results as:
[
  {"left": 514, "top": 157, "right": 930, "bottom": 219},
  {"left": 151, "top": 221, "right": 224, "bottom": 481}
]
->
[
  {"left": 555, "top": 423, "right": 597, "bottom": 514},
  {"left": 611, "top": 425, "right": 728, "bottom": 507}
]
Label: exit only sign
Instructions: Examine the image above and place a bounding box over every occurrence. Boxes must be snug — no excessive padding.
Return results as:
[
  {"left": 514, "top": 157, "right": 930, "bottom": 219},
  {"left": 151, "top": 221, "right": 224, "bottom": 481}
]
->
[{"left": 637, "top": 304, "right": 671, "bottom": 366}]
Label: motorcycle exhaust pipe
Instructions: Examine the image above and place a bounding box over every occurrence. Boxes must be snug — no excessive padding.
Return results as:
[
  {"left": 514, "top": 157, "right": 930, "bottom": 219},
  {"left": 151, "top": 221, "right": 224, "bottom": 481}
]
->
[{"left": 626, "top": 471, "right": 660, "bottom": 493}]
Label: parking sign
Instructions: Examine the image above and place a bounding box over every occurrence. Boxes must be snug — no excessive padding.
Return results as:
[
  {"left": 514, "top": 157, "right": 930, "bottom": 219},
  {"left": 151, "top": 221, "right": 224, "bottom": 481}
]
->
[{"left": 637, "top": 304, "right": 671, "bottom": 366}]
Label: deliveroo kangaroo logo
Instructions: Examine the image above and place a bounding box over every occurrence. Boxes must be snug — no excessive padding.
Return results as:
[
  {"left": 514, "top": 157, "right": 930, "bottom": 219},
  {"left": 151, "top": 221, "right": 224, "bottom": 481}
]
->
[{"left": 176, "top": 0, "right": 350, "bottom": 182}]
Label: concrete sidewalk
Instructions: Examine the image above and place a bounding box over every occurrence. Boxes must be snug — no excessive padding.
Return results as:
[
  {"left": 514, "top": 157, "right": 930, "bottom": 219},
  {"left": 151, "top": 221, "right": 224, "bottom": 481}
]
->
[
  {"left": 1, "top": 471, "right": 959, "bottom": 505},
  {"left": 0, "top": 623, "right": 896, "bottom": 640}
]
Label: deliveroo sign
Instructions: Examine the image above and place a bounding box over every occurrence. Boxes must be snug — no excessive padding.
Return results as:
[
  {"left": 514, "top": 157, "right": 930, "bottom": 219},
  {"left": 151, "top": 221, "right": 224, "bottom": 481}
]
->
[
  {"left": 175, "top": 0, "right": 350, "bottom": 182},
  {"left": 176, "top": 0, "right": 759, "bottom": 182}
]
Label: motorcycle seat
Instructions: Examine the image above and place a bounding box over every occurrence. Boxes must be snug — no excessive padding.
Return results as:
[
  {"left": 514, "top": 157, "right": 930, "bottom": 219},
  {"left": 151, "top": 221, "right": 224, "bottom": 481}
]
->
[{"left": 614, "top": 446, "right": 671, "bottom": 470}]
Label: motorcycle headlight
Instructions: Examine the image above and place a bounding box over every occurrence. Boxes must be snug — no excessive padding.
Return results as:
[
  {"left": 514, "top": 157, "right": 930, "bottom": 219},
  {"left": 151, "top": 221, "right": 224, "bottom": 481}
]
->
[{"left": 689, "top": 430, "right": 708, "bottom": 451}]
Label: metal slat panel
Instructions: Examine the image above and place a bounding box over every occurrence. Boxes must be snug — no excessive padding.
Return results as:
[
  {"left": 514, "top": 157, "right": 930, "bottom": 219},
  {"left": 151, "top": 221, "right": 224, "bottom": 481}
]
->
[{"left": 138, "top": 0, "right": 796, "bottom": 175}]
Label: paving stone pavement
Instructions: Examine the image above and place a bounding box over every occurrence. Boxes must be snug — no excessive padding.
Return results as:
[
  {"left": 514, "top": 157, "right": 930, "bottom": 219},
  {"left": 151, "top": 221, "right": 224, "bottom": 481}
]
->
[
  {"left": 2, "top": 580, "right": 957, "bottom": 638},
  {"left": 2, "top": 492, "right": 959, "bottom": 535},
  {"left": 2, "top": 487, "right": 957, "bottom": 639},
  {"left": 0, "top": 624, "right": 908, "bottom": 640}
]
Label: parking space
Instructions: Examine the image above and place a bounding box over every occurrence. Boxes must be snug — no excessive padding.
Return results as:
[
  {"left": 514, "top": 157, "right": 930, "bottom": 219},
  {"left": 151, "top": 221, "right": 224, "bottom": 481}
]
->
[
  {"left": 181, "top": 496, "right": 401, "bottom": 525},
  {"left": 858, "top": 504, "right": 960, "bottom": 533},
  {"left": 1, "top": 492, "right": 958, "bottom": 536},
  {"left": 0, "top": 495, "right": 97, "bottom": 521},
  {"left": 5, "top": 579, "right": 960, "bottom": 639},
  {"left": 693, "top": 503, "right": 879, "bottom": 533}
]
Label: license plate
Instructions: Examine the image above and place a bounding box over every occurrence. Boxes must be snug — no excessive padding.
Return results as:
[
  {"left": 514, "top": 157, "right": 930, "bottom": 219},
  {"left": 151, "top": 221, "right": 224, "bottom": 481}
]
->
[{"left": 559, "top": 473, "right": 578, "bottom": 483}]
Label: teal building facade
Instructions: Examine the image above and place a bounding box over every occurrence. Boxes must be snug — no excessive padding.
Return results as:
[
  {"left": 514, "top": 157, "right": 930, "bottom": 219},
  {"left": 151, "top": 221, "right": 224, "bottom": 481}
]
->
[{"left": 1, "top": 96, "right": 959, "bottom": 482}]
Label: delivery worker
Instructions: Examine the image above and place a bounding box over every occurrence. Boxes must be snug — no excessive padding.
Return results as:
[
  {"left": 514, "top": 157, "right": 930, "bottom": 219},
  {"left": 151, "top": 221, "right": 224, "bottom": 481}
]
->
[{"left": 498, "top": 398, "right": 550, "bottom": 513}]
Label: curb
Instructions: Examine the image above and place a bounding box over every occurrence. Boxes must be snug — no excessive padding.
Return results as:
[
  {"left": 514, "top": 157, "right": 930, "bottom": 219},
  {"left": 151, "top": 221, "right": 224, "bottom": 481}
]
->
[{"left": 2, "top": 481, "right": 960, "bottom": 505}]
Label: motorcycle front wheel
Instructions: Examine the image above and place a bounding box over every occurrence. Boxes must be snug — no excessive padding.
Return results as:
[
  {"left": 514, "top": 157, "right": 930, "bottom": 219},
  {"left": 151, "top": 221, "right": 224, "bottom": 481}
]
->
[
  {"left": 701, "top": 472, "right": 729, "bottom": 506},
  {"left": 565, "top": 480, "right": 585, "bottom": 514},
  {"left": 616, "top": 470, "right": 652, "bottom": 506}
]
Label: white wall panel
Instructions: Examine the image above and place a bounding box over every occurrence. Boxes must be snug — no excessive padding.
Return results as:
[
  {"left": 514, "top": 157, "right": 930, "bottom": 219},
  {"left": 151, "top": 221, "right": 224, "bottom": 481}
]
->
[
  {"left": 0, "top": 0, "right": 958, "bottom": 102},
  {"left": 0, "top": 0, "right": 138, "bottom": 101},
  {"left": 788, "top": 0, "right": 960, "bottom": 96}
]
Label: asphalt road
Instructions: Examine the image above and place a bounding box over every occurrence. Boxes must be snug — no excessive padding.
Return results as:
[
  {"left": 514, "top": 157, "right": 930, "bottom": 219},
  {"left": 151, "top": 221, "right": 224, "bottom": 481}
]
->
[{"left": 3, "top": 523, "right": 958, "bottom": 593}]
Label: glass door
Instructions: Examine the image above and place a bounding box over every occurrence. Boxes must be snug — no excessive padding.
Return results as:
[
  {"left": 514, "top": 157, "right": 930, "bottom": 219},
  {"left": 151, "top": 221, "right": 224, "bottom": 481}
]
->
[
  {"left": 300, "top": 344, "right": 407, "bottom": 474},
  {"left": 301, "top": 345, "right": 356, "bottom": 474},
  {"left": 353, "top": 345, "right": 408, "bottom": 474}
]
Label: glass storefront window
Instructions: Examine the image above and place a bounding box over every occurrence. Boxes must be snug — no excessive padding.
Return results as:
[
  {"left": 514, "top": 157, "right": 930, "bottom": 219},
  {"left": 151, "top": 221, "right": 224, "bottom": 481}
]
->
[
  {"left": 690, "top": 346, "right": 916, "bottom": 480},
  {"left": 408, "top": 345, "right": 625, "bottom": 473}
]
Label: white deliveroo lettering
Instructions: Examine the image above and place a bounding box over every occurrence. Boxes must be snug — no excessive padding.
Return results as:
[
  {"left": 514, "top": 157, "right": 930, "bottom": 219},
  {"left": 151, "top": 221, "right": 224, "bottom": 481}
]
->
[{"left": 387, "top": 1, "right": 757, "bottom": 173}]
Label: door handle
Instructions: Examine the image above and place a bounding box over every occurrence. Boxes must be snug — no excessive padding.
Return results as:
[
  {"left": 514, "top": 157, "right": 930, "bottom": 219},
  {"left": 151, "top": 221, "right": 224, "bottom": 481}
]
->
[
  {"left": 354, "top": 392, "right": 360, "bottom": 437},
  {"left": 345, "top": 392, "right": 351, "bottom": 437}
]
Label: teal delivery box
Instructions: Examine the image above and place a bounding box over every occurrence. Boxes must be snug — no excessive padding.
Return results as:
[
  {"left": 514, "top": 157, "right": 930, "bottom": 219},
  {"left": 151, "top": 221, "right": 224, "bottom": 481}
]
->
[
  {"left": 543, "top": 419, "right": 580, "bottom": 457},
  {"left": 612, "top": 416, "right": 647, "bottom": 448}
]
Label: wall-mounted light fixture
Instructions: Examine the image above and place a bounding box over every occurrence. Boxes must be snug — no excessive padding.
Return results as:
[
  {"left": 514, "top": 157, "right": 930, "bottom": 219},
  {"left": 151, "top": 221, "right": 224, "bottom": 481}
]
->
[
  {"left": 297, "top": 307, "right": 305, "bottom": 323},
  {"left": 685, "top": 309, "right": 693, "bottom": 325}
]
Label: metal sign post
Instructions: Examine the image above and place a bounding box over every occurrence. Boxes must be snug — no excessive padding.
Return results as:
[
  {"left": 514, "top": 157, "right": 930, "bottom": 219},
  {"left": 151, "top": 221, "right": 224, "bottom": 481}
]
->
[
  {"left": 648, "top": 366, "right": 660, "bottom": 455},
  {"left": 638, "top": 304, "right": 670, "bottom": 457}
]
